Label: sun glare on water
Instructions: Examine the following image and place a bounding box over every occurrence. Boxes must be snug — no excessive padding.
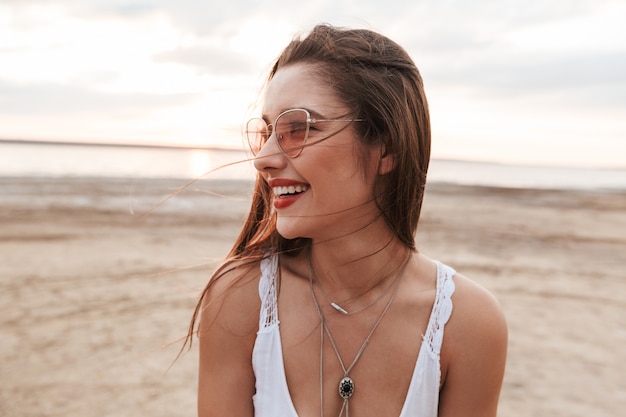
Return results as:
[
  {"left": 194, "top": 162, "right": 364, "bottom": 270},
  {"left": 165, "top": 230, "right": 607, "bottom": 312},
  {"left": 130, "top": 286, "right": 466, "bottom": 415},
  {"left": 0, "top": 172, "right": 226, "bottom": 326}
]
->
[{"left": 188, "top": 150, "right": 213, "bottom": 179}]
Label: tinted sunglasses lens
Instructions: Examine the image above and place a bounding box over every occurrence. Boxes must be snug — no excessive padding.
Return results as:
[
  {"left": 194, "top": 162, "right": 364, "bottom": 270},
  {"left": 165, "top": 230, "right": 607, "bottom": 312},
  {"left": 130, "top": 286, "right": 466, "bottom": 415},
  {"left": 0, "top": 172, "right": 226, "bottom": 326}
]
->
[
  {"left": 246, "top": 118, "right": 267, "bottom": 155},
  {"left": 275, "top": 110, "right": 309, "bottom": 157}
]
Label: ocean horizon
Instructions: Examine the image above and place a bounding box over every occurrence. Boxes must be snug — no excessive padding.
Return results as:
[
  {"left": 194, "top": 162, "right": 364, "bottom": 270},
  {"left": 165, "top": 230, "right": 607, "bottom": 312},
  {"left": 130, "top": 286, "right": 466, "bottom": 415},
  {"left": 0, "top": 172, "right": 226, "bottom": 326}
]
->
[{"left": 1, "top": 140, "right": 625, "bottom": 191}]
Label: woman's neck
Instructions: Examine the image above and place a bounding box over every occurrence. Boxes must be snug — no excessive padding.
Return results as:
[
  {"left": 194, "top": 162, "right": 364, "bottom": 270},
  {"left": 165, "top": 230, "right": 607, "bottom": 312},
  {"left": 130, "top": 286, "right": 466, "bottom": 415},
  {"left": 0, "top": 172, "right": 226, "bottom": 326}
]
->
[{"left": 308, "top": 218, "right": 411, "bottom": 298}]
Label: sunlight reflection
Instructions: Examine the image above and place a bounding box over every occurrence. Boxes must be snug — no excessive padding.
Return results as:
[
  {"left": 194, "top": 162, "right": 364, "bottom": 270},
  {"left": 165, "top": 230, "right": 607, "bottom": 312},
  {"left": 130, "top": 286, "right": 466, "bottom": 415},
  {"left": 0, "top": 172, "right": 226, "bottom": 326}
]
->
[{"left": 188, "top": 150, "right": 212, "bottom": 178}]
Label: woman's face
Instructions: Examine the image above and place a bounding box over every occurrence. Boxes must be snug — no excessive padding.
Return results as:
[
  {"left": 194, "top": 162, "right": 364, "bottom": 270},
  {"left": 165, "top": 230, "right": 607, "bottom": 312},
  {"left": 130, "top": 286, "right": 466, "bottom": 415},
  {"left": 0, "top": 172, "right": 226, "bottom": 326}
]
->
[{"left": 253, "top": 63, "right": 383, "bottom": 241}]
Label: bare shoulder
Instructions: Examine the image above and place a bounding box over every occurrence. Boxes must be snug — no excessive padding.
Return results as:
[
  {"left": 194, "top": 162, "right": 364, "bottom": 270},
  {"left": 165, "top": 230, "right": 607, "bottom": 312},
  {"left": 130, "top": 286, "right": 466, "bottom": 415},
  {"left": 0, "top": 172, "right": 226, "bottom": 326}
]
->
[
  {"left": 438, "top": 270, "right": 508, "bottom": 416},
  {"left": 199, "top": 258, "right": 263, "bottom": 336},
  {"left": 446, "top": 272, "right": 507, "bottom": 341},
  {"left": 197, "top": 257, "right": 263, "bottom": 417}
]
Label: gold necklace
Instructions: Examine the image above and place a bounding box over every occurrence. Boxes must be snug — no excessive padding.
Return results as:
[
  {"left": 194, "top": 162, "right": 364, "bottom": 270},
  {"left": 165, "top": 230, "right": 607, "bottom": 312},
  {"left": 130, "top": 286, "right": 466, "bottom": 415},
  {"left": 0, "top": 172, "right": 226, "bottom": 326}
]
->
[{"left": 308, "top": 253, "right": 411, "bottom": 417}]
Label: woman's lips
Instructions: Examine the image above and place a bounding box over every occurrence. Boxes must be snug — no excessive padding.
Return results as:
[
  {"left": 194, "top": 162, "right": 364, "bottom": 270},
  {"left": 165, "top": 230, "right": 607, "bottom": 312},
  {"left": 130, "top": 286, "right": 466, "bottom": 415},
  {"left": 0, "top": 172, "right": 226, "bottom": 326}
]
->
[
  {"left": 273, "top": 191, "right": 306, "bottom": 209},
  {"left": 268, "top": 180, "right": 309, "bottom": 209}
]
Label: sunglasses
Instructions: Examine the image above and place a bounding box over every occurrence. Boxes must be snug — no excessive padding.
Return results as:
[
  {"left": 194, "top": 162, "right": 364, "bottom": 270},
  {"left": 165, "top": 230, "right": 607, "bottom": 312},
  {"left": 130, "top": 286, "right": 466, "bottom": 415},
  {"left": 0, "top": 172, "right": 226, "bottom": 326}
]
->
[{"left": 245, "top": 108, "right": 363, "bottom": 158}]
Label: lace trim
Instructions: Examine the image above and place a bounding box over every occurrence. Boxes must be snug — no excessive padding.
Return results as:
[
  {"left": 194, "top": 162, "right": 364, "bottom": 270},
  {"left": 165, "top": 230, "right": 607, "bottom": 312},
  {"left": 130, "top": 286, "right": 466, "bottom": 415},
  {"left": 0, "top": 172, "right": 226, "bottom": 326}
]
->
[
  {"left": 257, "top": 255, "right": 455, "bottom": 351},
  {"left": 423, "top": 262, "right": 456, "bottom": 358},
  {"left": 258, "top": 255, "right": 279, "bottom": 330}
]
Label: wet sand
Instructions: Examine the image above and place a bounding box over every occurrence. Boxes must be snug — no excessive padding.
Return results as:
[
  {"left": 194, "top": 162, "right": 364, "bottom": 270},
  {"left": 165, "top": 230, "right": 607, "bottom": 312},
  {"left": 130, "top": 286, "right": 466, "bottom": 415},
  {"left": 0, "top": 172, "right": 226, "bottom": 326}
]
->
[{"left": 1, "top": 177, "right": 624, "bottom": 416}]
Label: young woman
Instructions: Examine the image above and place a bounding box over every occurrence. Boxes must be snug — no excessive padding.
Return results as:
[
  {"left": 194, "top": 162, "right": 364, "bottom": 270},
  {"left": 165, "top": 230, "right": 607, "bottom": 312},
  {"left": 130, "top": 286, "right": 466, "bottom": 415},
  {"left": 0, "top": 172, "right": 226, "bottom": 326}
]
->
[{"left": 188, "top": 24, "right": 507, "bottom": 417}]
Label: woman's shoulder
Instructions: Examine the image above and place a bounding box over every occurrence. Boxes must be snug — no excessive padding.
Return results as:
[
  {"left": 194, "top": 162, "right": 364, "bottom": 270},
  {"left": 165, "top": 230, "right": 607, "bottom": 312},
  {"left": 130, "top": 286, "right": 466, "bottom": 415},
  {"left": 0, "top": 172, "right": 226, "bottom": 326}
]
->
[
  {"left": 447, "top": 271, "right": 507, "bottom": 334},
  {"left": 199, "top": 257, "right": 265, "bottom": 335},
  {"left": 208, "top": 257, "right": 264, "bottom": 292},
  {"left": 437, "top": 268, "right": 508, "bottom": 414},
  {"left": 440, "top": 269, "right": 508, "bottom": 379},
  {"left": 196, "top": 256, "right": 265, "bottom": 416}
]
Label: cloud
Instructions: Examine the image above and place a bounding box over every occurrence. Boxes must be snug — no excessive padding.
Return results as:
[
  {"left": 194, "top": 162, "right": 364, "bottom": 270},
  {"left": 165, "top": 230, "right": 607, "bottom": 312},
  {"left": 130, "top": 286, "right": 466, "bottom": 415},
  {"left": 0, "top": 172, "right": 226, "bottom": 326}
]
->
[
  {"left": 53, "top": 0, "right": 257, "bottom": 35},
  {"left": 1, "top": 0, "right": 625, "bottom": 164},
  {"left": 427, "top": 51, "right": 626, "bottom": 105},
  {"left": 0, "top": 79, "right": 199, "bottom": 115},
  {"left": 153, "top": 46, "right": 252, "bottom": 76}
]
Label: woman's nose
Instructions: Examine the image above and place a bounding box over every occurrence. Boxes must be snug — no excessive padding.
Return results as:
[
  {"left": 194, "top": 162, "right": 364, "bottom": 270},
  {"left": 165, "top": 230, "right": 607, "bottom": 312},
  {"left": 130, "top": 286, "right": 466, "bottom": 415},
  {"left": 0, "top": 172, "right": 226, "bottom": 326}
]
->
[{"left": 253, "top": 133, "right": 288, "bottom": 172}]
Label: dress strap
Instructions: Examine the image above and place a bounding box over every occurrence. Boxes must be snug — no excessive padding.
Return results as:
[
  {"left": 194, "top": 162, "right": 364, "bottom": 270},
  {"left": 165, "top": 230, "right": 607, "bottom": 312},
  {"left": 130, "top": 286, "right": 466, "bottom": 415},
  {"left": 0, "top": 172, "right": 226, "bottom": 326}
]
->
[
  {"left": 423, "top": 262, "right": 456, "bottom": 357},
  {"left": 258, "top": 254, "right": 279, "bottom": 330}
]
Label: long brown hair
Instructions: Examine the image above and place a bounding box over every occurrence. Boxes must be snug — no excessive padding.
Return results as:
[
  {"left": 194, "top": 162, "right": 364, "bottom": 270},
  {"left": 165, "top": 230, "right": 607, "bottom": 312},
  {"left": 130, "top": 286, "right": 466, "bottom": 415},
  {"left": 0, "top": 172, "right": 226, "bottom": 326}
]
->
[{"left": 183, "top": 23, "right": 431, "bottom": 350}]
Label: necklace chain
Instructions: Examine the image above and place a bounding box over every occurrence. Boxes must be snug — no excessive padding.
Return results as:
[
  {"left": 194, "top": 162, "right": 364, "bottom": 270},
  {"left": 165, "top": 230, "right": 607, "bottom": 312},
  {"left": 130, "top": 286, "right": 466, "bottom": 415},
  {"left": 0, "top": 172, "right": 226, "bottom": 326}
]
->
[
  {"left": 313, "top": 267, "right": 401, "bottom": 315},
  {"left": 309, "top": 253, "right": 411, "bottom": 417}
]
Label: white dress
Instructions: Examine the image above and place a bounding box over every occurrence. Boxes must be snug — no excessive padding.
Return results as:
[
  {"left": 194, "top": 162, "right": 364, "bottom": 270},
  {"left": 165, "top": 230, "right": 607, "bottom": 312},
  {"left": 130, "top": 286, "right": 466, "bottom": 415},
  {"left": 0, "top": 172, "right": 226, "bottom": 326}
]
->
[{"left": 252, "top": 255, "right": 456, "bottom": 416}]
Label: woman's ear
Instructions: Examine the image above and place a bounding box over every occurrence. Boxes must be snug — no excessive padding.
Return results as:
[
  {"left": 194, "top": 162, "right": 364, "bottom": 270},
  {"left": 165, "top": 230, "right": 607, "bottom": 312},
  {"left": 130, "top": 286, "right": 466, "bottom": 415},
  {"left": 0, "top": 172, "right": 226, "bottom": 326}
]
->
[{"left": 378, "top": 145, "right": 395, "bottom": 175}]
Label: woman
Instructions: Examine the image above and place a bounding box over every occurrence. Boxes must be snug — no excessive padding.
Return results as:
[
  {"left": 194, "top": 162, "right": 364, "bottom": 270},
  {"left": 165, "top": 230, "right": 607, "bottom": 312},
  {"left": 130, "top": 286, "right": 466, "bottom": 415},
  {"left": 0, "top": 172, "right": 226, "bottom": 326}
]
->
[{"left": 188, "top": 24, "right": 507, "bottom": 417}]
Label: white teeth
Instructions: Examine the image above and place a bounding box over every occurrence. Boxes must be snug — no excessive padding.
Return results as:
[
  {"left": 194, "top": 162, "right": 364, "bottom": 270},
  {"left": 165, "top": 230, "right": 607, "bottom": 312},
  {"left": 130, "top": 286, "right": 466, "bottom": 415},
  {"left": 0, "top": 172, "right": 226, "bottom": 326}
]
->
[{"left": 272, "top": 184, "right": 308, "bottom": 196}]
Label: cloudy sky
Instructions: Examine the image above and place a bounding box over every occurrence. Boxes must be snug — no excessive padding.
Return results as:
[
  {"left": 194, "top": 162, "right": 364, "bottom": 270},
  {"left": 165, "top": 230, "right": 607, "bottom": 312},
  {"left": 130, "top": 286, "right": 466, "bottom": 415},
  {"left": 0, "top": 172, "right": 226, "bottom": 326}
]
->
[{"left": 1, "top": 0, "right": 625, "bottom": 167}]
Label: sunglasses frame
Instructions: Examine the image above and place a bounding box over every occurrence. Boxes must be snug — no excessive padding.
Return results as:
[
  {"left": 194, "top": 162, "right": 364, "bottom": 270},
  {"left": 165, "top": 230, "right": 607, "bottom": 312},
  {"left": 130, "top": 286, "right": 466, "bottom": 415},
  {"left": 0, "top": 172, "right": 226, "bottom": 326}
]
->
[{"left": 246, "top": 108, "right": 363, "bottom": 158}]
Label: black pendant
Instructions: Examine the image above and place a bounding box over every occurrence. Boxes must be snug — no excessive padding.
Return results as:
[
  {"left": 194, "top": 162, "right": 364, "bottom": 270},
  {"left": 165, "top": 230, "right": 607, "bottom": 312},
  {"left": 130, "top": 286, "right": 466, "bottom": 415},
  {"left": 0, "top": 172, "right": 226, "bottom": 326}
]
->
[{"left": 338, "top": 376, "right": 355, "bottom": 399}]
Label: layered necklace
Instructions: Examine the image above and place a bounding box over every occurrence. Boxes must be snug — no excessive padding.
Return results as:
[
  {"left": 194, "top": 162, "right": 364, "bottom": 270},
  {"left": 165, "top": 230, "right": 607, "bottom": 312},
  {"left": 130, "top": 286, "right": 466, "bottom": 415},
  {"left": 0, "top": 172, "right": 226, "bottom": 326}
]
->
[
  {"left": 312, "top": 264, "right": 402, "bottom": 315},
  {"left": 308, "top": 253, "right": 411, "bottom": 417}
]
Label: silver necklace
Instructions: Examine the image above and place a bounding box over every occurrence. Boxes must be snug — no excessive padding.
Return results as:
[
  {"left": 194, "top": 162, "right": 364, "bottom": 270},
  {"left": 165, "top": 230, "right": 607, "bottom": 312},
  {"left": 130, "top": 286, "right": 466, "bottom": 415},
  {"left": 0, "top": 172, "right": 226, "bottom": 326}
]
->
[
  {"left": 309, "top": 254, "right": 411, "bottom": 417},
  {"left": 313, "top": 267, "right": 402, "bottom": 315}
]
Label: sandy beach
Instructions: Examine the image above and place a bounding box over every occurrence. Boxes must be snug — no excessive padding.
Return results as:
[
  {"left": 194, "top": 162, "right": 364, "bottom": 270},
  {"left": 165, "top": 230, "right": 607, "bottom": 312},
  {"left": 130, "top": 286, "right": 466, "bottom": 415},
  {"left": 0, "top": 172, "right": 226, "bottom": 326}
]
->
[{"left": 1, "top": 177, "right": 624, "bottom": 417}]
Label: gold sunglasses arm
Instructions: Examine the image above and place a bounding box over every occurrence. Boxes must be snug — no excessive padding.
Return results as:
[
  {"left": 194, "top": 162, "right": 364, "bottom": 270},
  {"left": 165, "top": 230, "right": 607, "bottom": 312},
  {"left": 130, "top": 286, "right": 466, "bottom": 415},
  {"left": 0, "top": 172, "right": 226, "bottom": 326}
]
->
[{"left": 308, "top": 118, "right": 365, "bottom": 123}]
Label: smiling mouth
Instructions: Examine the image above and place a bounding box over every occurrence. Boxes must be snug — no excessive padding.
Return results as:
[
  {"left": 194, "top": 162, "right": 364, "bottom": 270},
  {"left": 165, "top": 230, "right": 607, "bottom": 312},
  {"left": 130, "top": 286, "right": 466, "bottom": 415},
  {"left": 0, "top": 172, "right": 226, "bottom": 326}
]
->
[{"left": 272, "top": 185, "right": 309, "bottom": 198}]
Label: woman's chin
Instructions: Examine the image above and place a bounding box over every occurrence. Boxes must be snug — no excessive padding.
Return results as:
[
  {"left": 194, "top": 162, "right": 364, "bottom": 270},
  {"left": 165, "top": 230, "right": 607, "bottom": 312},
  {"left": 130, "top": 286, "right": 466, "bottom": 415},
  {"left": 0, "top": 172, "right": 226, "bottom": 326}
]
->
[
  {"left": 275, "top": 222, "right": 308, "bottom": 241},
  {"left": 276, "top": 229, "right": 303, "bottom": 241}
]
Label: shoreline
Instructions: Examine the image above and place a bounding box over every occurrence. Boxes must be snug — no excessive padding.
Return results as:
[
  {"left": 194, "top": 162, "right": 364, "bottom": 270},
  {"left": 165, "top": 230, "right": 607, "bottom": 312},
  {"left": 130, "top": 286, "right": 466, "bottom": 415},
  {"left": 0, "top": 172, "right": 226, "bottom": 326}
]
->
[
  {"left": 1, "top": 177, "right": 625, "bottom": 416},
  {"left": 3, "top": 174, "right": 626, "bottom": 193}
]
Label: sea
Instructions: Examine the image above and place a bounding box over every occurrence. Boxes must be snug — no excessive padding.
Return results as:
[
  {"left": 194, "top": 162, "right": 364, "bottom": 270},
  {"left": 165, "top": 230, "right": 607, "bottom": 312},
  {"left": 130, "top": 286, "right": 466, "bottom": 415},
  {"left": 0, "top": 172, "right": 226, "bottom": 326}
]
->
[{"left": 1, "top": 140, "right": 625, "bottom": 191}]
